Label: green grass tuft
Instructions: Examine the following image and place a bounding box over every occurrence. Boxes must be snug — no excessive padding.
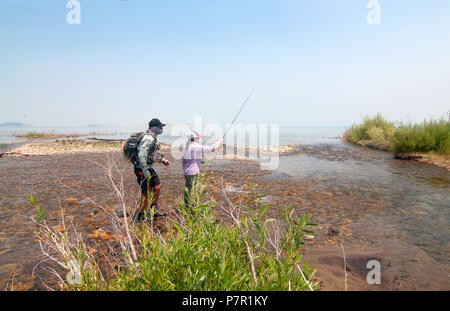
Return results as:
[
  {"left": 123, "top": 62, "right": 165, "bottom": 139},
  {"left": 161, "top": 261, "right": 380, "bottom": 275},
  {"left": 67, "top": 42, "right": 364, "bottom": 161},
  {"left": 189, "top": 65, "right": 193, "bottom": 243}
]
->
[
  {"left": 23, "top": 132, "right": 47, "bottom": 139},
  {"left": 344, "top": 113, "right": 450, "bottom": 155}
]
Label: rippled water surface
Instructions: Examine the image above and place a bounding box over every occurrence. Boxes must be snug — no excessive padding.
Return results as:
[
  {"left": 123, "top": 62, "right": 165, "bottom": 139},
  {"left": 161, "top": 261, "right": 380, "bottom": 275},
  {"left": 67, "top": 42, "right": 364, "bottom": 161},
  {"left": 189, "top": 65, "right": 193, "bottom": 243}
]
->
[{"left": 273, "top": 140, "right": 450, "bottom": 269}]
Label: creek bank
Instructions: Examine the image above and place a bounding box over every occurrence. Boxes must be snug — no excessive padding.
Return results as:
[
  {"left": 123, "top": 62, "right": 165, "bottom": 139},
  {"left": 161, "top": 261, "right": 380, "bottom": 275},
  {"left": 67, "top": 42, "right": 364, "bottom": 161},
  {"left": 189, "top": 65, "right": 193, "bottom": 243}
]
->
[{"left": 342, "top": 138, "right": 450, "bottom": 171}]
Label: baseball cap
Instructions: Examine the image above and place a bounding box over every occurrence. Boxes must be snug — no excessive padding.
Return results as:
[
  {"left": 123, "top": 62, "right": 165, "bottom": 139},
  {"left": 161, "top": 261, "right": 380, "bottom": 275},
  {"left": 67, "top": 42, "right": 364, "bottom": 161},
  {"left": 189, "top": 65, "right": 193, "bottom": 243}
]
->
[
  {"left": 188, "top": 131, "right": 203, "bottom": 141},
  {"left": 148, "top": 118, "right": 166, "bottom": 128}
]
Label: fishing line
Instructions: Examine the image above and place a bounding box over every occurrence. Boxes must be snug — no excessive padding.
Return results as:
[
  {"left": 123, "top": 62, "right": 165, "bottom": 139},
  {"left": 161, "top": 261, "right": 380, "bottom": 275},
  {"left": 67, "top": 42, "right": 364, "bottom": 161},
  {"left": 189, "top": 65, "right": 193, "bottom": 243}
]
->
[{"left": 223, "top": 70, "right": 267, "bottom": 139}]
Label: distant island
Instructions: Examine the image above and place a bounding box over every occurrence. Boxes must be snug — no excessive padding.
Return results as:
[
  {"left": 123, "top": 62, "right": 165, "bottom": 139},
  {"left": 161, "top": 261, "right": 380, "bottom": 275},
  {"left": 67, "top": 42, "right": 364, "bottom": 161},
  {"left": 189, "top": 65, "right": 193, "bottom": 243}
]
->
[
  {"left": 87, "top": 124, "right": 120, "bottom": 127},
  {"left": 0, "top": 122, "right": 26, "bottom": 126}
]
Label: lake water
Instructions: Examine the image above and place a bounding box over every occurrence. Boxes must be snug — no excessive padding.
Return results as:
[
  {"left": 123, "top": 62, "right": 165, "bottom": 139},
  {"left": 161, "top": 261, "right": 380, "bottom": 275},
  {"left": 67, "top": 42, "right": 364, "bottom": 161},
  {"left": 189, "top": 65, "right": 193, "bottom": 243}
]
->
[
  {"left": 275, "top": 141, "right": 450, "bottom": 265},
  {"left": 0, "top": 124, "right": 345, "bottom": 145}
]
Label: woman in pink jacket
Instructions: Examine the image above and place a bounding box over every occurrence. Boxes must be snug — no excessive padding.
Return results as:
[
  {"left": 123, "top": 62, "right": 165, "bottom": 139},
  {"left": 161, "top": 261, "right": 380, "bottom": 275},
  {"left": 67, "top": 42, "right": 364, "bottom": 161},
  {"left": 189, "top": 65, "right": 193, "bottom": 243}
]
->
[{"left": 182, "top": 131, "right": 222, "bottom": 210}]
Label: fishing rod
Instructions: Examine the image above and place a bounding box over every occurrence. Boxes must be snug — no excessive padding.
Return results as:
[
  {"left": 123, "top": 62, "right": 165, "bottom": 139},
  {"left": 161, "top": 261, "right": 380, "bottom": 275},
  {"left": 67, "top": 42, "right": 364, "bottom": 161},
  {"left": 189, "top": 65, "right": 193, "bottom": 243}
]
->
[{"left": 222, "top": 70, "right": 267, "bottom": 139}]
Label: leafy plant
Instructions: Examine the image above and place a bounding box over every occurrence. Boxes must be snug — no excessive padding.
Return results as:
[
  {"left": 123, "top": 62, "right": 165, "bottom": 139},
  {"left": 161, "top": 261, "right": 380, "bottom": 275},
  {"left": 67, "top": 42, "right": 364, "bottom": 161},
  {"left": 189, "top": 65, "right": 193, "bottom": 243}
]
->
[
  {"left": 344, "top": 113, "right": 450, "bottom": 155},
  {"left": 344, "top": 114, "right": 395, "bottom": 146},
  {"left": 28, "top": 195, "right": 45, "bottom": 223},
  {"left": 32, "top": 175, "right": 318, "bottom": 291},
  {"left": 393, "top": 116, "right": 450, "bottom": 154}
]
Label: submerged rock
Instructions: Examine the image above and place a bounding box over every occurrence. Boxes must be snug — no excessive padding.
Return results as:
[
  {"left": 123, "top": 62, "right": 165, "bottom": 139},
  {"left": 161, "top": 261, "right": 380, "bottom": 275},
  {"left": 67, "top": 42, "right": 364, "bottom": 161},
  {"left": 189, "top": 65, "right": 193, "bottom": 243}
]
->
[
  {"left": 63, "top": 198, "right": 80, "bottom": 204},
  {"left": 327, "top": 226, "right": 340, "bottom": 236}
]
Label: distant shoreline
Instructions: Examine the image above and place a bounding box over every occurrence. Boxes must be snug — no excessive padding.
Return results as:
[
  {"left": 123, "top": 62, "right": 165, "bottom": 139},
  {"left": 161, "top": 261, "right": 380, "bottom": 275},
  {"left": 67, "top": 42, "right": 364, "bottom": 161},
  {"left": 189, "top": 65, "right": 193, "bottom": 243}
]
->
[{"left": 0, "top": 122, "right": 27, "bottom": 127}]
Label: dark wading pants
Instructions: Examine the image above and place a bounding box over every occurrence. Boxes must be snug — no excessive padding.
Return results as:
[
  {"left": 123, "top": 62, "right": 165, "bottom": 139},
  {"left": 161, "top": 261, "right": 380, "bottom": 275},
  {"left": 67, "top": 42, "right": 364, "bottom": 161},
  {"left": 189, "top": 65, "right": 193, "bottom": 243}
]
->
[{"left": 184, "top": 175, "right": 198, "bottom": 209}]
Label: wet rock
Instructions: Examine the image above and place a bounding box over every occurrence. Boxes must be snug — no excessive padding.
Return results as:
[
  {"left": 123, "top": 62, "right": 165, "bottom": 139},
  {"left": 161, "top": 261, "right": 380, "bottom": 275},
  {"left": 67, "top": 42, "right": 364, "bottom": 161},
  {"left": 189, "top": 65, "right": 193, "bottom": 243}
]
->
[
  {"left": 63, "top": 198, "right": 80, "bottom": 204},
  {"left": 224, "top": 184, "right": 245, "bottom": 193},
  {"left": 259, "top": 195, "right": 275, "bottom": 203},
  {"left": 270, "top": 172, "right": 292, "bottom": 178},
  {"left": 87, "top": 228, "right": 111, "bottom": 240},
  {"left": 79, "top": 198, "right": 91, "bottom": 204},
  {"left": 327, "top": 226, "right": 340, "bottom": 236}
]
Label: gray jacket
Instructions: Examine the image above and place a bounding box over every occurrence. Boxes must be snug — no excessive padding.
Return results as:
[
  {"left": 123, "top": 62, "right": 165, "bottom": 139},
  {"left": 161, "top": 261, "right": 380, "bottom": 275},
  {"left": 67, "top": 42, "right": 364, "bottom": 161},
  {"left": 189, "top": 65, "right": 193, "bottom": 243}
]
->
[{"left": 136, "top": 133, "right": 165, "bottom": 178}]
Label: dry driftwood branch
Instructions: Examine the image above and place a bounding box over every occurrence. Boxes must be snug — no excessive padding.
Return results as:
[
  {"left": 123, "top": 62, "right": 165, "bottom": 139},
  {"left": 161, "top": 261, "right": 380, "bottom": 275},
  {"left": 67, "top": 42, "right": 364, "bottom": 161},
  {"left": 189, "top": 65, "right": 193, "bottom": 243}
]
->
[
  {"left": 30, "top": 203, "right": 105, "bottom": 290},
  {"left": 340, "top": 242, "right": 348, "bottom": 291},
  {"left": 266, "top": 220, "right": 282, "bottom": 260},
  {"left": 105, "top": 155, "right": 138, "bottom": 263},
  {"left": 221, "top": 185, "right": 258, "bottom": 287},
  {"left": 296, "top": 264, "right": 314, "bottom": 291}
]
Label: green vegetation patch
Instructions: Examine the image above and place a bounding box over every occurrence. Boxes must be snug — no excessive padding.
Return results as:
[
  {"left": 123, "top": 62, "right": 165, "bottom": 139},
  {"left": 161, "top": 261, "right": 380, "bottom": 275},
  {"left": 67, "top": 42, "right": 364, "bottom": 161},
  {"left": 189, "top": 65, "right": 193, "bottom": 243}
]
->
[
  {"left": 31, "top": 177, "right": 318, "bottom": 291},
  {"left": 21, "top": 131, "right": 48, "bottom": 139},
  {"left": 344, "top": 113, "right": 450, "bottom": 155}
]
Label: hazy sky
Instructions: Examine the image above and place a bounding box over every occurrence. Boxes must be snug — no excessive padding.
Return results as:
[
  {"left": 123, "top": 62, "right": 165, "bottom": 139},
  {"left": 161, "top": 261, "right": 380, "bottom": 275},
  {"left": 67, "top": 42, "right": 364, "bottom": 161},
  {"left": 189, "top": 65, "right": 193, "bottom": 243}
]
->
[{"left": 1, "top": 0, "right": 449, "bottom": 127}]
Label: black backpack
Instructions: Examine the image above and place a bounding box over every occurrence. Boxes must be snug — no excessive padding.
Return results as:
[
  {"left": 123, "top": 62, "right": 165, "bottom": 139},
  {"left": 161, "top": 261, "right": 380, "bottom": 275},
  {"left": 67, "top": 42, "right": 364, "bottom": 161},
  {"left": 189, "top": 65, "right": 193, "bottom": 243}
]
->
[{"left": 123, "top": 132, "right": 146, "bottom": 164}]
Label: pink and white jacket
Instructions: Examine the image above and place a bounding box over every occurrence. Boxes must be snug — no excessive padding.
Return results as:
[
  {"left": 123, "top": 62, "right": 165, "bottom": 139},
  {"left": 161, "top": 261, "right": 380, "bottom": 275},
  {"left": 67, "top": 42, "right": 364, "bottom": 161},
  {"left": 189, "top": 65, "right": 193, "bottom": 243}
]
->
[{"left": 182, "top": 141, "right": 220, "bottom": 176}]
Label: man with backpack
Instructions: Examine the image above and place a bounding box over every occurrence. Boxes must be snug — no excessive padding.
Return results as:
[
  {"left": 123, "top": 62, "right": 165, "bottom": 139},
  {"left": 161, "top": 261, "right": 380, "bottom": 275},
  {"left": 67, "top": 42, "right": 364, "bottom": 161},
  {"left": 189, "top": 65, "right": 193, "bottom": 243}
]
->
[{"left": 125, "top": 118, "right": 171, "bottom": 222}]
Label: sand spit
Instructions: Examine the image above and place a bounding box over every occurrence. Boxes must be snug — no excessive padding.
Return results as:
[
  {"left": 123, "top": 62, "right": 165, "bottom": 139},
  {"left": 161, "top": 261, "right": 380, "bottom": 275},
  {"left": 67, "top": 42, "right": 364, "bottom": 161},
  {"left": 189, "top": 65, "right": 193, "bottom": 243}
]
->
[{"left": 3, "top": 141, "right": 297, "bottom": 160}]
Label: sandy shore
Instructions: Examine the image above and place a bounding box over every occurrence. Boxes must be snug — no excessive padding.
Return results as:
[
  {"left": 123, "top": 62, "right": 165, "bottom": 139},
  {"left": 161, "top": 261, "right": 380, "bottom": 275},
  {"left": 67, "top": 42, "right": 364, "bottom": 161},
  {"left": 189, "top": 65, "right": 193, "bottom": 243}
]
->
[
  {"left": 3, "top": 140, "right": 125, "bottom": 156},
  {"left": 2, "top": 140, "right": 296, "bottom": 164},
  {"left": 4, "top": 140, "right": 297, "bottom": 156}
]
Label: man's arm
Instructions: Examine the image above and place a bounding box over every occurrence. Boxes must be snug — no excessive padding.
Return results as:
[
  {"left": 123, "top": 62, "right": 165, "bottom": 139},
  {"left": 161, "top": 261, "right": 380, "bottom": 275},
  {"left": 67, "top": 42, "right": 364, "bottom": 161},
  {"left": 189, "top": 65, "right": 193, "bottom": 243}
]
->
[{"left": 153, "top": 143, "right": 170, "bottom": 167}]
